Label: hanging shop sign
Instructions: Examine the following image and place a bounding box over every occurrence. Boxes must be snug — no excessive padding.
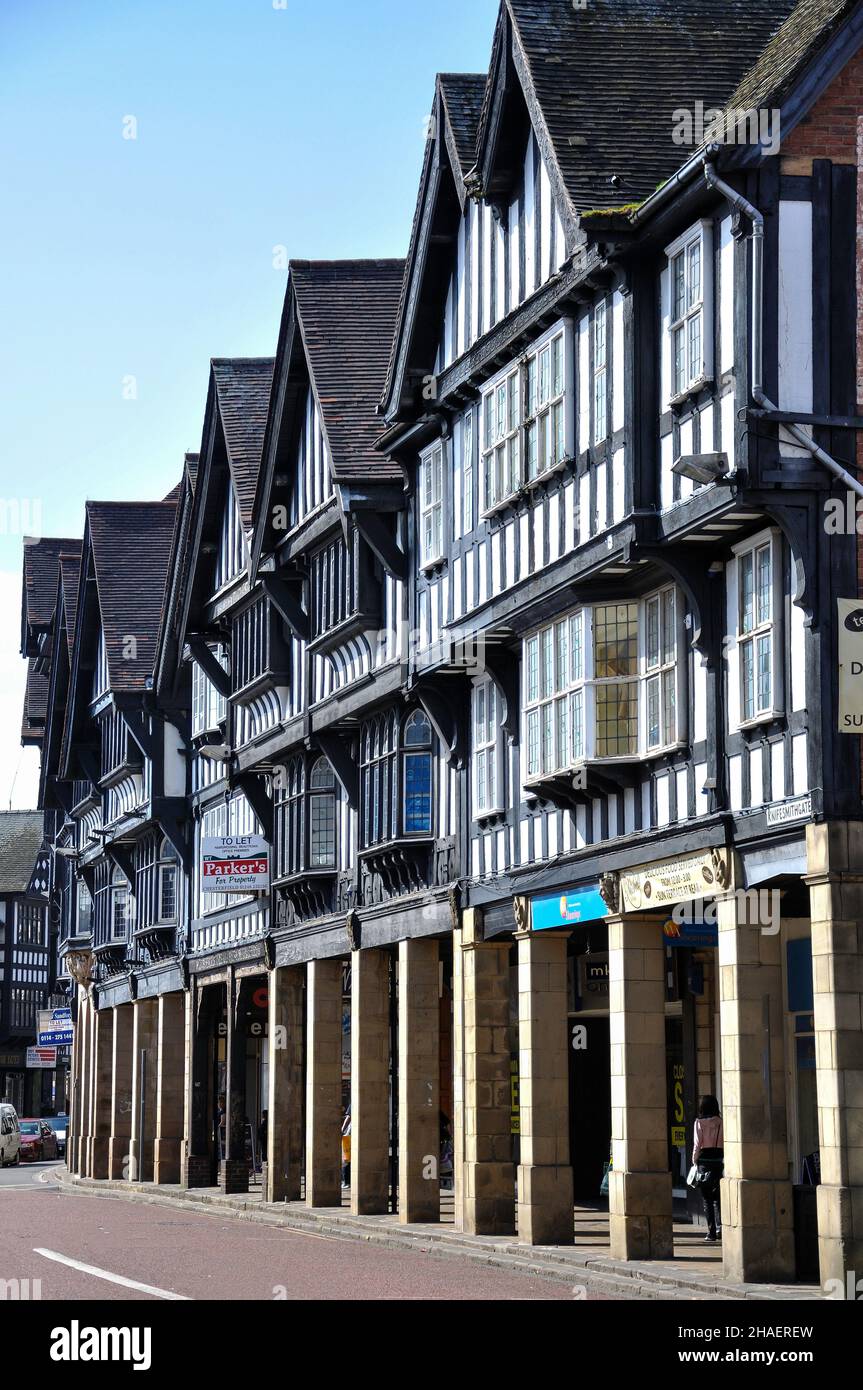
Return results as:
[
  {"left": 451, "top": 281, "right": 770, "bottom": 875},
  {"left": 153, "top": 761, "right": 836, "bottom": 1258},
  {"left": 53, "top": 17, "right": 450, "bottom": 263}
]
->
[
  {"left": 37, "top": 1008, "right": 73, "bottom": 1047},
  {"left": 531, "top": 884, "right": 609, "bottom": 931},
  {"left": 619, "top": 848, "right": 729, "bottom": 914},
  {"left": 838, "top": 598, "right": 863, "bottom": 731},
  {"left": 26, "top": 1046, "right": 58, "bottom": 1069},
  {"left": 201, "top": 834, "right": 270, "bottom": 893}
]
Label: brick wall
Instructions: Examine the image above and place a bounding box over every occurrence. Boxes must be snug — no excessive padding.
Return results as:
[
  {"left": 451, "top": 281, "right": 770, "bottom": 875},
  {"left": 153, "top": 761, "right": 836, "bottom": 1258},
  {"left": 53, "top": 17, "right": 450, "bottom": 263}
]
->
[{"left": 780, "top": 46, "right": 863, "bottom": 166}]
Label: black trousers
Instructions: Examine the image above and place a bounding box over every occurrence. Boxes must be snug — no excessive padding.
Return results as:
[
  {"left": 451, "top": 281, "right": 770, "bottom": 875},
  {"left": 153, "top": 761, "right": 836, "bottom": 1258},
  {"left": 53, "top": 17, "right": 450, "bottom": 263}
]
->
[{"left": 698, "top": 1149, "right": 724, "bottom": 1236}]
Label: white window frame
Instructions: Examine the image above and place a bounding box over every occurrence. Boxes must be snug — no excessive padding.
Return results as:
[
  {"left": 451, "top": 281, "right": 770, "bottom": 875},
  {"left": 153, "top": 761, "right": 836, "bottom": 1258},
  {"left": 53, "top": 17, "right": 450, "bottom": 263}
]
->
[
  {"left": 731, "top": 528, "right": 783, "bottom": 729},
  {"left": 480, "top": 319, "right": 573, "bottom": 516},
  {"left": 419, "top": 442, "right": 445, "bottom": 568},
  {"left": 522, "top": 587, "right": 685, "bottom": 781},
  {"left": 462, "top": 408, "right": 474, "bottom": 535},
  {"left": 665, "top": 220, "right": 714, "bottom": 403},
  {"left": 471, "top": 676, "right": 503, "bottom": 816},
  {"left": 191, "top": 644, "right": 228, "bottom": 737},
  {"left": 157, "top": 839, "right": 179, "bottom": 923},
  {"left": 111, "top": 871, "right": 130, "bottom": 940},
  {"left": 593, "top": 299, "right": 608, "bottom": 445},
  {"left": 639, "top": 586, "right": 684, "bottom": 755}
]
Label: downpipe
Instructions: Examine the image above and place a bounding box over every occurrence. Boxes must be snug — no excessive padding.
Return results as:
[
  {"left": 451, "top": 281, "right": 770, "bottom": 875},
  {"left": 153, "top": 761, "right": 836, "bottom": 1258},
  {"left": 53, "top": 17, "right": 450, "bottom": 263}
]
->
[{"left": 702, "top": 160, "right": 863, "bottom": 501}]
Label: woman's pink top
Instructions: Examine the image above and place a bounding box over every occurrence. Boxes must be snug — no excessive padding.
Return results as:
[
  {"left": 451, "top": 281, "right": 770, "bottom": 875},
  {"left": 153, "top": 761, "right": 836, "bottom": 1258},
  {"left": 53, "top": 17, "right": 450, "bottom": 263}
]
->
[{"left": 693, "top": 1115, "right": 723, "bottom": 1160}]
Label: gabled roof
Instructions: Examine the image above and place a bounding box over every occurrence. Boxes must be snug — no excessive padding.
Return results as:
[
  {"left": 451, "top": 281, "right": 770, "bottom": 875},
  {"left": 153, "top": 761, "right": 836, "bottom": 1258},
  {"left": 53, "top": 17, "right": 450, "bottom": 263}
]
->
[
  {"left": 439, "top": 73, "right": 488, "bottom": 184},
  {"left": 21, "top": 660, "right": 49, "bottom": 743},
  {"left": 20, "top": 536, "right": 80, "bottom": 656},
  {"left": 211, "top": 359, "right": 274, "bottom": 529},
  {"left": 58, "top": 554, "right": 81, "bottom": 665},
  {"left": 500, "top": 0, "right": 796, "bottom": 215},
  {"left": 291, "top": 260, "right": 405, "bottom": 483},
  {"left": 86, "top": 500, "right": 178, "bottom": 691},
  {"left": 0, "top": 812, "right": 44, "bottom": 896},
  {"left": 724, "top": 0, "right": 858, "bottom": 113}
]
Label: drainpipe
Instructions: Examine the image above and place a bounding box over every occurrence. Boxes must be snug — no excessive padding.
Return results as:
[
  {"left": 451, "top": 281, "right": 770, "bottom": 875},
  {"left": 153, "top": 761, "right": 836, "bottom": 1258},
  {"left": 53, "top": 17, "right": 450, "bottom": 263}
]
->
[{"left": 702, "top": 160, "right": 863, "bottom": 501}]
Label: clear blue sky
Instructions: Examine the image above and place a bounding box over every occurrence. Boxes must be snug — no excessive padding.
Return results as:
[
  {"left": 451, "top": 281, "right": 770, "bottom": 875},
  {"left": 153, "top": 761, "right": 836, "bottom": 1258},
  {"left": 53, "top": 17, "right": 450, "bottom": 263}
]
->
[{"left": 0, "top": 0, "right": 500, "bottom": 807}]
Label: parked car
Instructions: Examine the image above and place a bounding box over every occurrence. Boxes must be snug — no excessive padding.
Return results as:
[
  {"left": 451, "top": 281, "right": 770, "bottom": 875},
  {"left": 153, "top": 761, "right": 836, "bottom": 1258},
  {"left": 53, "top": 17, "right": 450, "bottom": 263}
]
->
[
  {"left": 43, "top": 1113, "right": 68, "bottom": 1157},
  {"left": 0, "top": 1104, "right": 20, "bottom": 1167},
  {"left": 18, "top": 1119, "right": 59, "bottom": 1163}
]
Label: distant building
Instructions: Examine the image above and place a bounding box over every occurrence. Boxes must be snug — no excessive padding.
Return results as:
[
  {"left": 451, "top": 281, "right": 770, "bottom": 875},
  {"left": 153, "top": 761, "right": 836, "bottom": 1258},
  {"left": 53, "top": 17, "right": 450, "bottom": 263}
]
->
[{"left": 0, "top": 812, "right": 57, "bottom": 1115}]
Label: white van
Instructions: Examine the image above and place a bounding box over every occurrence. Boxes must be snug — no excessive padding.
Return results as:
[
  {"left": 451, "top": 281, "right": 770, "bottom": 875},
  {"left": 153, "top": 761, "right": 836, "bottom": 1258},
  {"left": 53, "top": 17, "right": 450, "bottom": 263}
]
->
[{"left": 0, "top": 1103, "right": 21, "bottom": 1166}]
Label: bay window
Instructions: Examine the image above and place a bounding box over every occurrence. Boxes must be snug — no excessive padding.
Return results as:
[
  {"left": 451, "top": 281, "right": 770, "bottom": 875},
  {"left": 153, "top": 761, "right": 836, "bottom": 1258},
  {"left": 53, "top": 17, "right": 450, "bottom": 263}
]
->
[
  {"left": 360, "top": 708, "right": 435, "bottom": 847},
  {"left": 522, "top": 587, "right": 683, "bottom": 777},
  {"left": 472, "top": 677, "right": 502, "bottom": 815},
  {"left": 666, "top": 221, "right": 713, "bottom": 400},
  {"left": 480, "top": 321, "right": 572, "bottom": 513},
  {"left": 111, "top": 868, "right": 130, "bottom": 940},
  {"left": 309, "top": 756, "right": 336, "bottom": 868},
  {"left": 158, "top": 839, "right": 179, "bottom": 922},
  {"left": 733, "top": 530, "right": 780, "bottom": 725},
  {"left": 419, "top": 443, "right": 444, "bottom": 565},
  {"left": 593, "top": 300, "right": 608, "bottom": 444},
  {"left": 273, "top": 754, "right": 338, "bottom": 878}
]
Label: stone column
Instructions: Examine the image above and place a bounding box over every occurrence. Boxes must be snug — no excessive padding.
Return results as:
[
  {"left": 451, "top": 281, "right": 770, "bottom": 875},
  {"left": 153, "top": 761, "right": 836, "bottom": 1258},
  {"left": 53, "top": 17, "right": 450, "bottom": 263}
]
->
[
  {"left": 267, "top": 965, "right": 304, "bottom": 1203},
  {"left": 718, "top": 882, "right": 794, "bottom": 1283},
  {"left": 129, "top": 997, "right": 158, "bottom": 1183},
  {"left": 182, "top": 980, "right": 212, "bottom": 1189},
  {"left": 807, "top": 821, "right": 863, "bottom": 1286},
  {"left": 398, "top": 937, "right": 440, "bottom": 1223},
  {"left": 154, "top": 993, "right": 185, "bottom": 1184},
  {"left": 221, "top": 970, "right": 249, "bottom": 1195},
  {"left": 84, "top": 993, "right": 97, "bottom": 1176},
  {"left": 350, "top": 947, "right": 391, "bottom": 1215},
  {"left": 452, "top": 921, "right": 465, "bottom": 1231},
  {"left": 109, "top": 1003, "right": 133, "bottom": 1179},
  {"left": 90, "top": 1007, "right": 114, "bottom": 1178},
  {"left": 72, "top": 990, "right": 90, "bottom": 1175},
  {"left": 515, "top": 926, "right": 573, "bottom": 1245},
  {"left": 461, "top": 911, "right": 515, "bottom": 1234},
  {"left": 305, "top": 958, "right": 343, "bottom": 1207},
  {"left": 607, "top": 913, "right": 673, "bottom": 1260}
]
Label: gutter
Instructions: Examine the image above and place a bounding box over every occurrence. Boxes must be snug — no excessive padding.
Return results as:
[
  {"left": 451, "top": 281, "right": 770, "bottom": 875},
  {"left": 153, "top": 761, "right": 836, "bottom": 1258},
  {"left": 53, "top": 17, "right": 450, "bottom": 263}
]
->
[{"left": 702, "top": 161, "right": 863, "bottom": 502}]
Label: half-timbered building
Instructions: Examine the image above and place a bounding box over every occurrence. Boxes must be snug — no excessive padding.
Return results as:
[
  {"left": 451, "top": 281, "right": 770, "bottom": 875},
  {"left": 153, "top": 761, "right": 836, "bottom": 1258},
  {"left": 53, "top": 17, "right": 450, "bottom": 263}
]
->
[{"left": 29, "top": 0, "right": 863, "bottom": 1292}]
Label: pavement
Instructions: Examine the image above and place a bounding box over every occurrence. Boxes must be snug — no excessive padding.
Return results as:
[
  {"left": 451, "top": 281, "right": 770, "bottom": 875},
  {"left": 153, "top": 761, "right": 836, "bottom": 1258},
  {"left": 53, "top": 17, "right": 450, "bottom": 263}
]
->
[{"left": 48, "top": 1166, "right": 824, "bottom": 1302}]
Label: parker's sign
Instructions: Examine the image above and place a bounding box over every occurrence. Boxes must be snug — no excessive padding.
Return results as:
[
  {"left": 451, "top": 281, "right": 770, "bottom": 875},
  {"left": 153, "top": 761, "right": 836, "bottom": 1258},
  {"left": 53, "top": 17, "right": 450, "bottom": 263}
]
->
[{"left": 201, "top": 834, "right": 270, "bottom": 893}]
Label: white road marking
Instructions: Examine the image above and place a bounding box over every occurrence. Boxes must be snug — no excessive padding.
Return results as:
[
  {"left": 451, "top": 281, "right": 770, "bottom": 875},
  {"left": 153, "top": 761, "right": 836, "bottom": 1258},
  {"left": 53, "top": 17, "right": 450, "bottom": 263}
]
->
[{"left": 34, "top": 1248, "right": 191, "bottom": 1300}]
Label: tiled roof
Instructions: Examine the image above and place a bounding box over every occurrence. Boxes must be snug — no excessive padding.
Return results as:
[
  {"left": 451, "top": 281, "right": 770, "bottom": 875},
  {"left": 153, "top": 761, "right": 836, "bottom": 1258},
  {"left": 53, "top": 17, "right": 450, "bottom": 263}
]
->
[
  {"left": 0, "top": 812, "right": 44, "bottom": 896},
  {"left": 724, "top": 0, "right": 857, "bottom": 113},
  {"left": 504, "top": 0, "right": 796, "bottom": 211},
  {"left": 291, "top": 260, "right": 406, "bottom": 483},
  {"left": 86, "top": 500, "right": 178, "bottom": 691},
  {"left": 21, "top": 660, "right": 49, "bottom": 740},
  {"left": 21, "top": 537, "right": 80, "bottom": 639},
  {"left": 439, "top": 73, "right": 487, "bottom": 179},
  {"left": 212, "top": 359, "right": 274, "bottom": 528},
  {"left": 59, "top": 554, "right": 81, "bottom": 665}
]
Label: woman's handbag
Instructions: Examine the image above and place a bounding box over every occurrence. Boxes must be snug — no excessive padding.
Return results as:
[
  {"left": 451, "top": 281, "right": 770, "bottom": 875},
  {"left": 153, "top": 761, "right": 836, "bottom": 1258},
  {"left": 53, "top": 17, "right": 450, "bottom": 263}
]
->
[{"left": 686, "top": 1163, "right": 708, "bottom": 1188}]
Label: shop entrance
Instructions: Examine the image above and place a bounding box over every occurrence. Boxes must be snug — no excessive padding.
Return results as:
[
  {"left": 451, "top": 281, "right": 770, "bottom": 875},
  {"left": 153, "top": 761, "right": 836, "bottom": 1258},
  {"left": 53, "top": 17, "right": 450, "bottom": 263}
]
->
[{"left": 569, "top": 1016, "right": 611, "bottom": 1200}]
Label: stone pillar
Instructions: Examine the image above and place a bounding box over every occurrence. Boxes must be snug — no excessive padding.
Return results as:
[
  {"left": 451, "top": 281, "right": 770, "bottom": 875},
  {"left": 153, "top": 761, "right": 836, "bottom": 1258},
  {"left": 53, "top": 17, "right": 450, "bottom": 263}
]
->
[
  {"left": 90, "top": 1007, "right": 114, "bottom": 1178},
  {"left": 461, "top": 911, "right": 515, "bottom": 1234},
  {"left": 182, "top": 980, "right": 212, "bottom": 1189},
  {"left": 221, "top": 970, "right": 249, "bottom": 1195},
  {"left": 305, "top": 958, "right": 343, "bottom": 1207},
  {"left": 84, "top": 993, "right": 97, "bottom": 1175},
  {"left": 129, "top": 998, "right": 158, "bottom": 1183},
  {"left": 515, "top": 927, "right": 573, "bottom": 1245},
  {"left": 607, "top": 913, "right": 673, "bottom": 1260},
  {"left": 452, "top": 921, "right": 465, "bottom": 1231},
  {"left": 109, "top": 1003, "right": 133, "bottom": 1179},
  {"left": 72, "top": 990, "right": 90, "bottom": 1175},
  {"left": 398, "top": 937, "right": 440, "bottom": 1223},
  {"left": 154, "top": 993, "right": 185, "bottom": 1184},
  {"left": 806, "top": 821, "right": 863, "bottom": 1286},
  {"left": 718, "top": 882, "right": 794, "bottom": 1283},
  {"left": 267, "top": 965, "right": 304, "bottom": 1203},
  {"left": 350, "top": 947, "right": 391, "bottom": 1215}
]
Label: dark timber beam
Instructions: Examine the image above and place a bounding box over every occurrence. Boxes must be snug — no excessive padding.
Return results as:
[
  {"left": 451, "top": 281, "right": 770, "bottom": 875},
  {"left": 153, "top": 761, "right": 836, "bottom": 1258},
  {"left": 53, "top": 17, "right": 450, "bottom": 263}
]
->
[
  {"left": 261, "top": 574, "right": 310, "bottom": 642},
  {"left": 316, "top": 732, "right": 359, "bottom": 809},
  {"left": 353, "top": 512, "right": 408, "bottom": 581},
  {"left": 234, "top": 772, "right": 273, "bottom": 842},
  {"left": 185, "top": 636, "right": 231, "bottom": 700}
]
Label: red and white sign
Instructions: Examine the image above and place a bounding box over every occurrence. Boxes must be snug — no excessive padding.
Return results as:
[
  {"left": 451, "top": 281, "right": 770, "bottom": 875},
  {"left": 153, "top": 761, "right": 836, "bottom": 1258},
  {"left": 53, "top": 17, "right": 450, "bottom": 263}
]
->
[
  {"left": 201, "top": 834, "right": 270, "bottom": 893},
  {"left": 26, "top": 1046, "right": 57, "bottom": 1069}
]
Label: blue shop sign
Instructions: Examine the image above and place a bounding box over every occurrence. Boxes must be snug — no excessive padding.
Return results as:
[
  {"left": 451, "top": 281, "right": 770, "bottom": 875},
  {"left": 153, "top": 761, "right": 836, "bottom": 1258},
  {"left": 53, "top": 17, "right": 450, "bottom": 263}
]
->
[
  {"left": 661, "top": 919, "right": 718, "bottom": 949},
  {"left": 531, "top": 885, "right": 608, "bottom": 931}
]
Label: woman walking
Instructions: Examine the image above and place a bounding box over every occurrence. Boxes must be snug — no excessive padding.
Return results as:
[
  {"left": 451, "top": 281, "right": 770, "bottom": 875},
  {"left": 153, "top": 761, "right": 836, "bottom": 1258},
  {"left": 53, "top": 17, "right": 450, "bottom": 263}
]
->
[{"left": 693, "top": 1095, "right": 724, "bottom": 1242}]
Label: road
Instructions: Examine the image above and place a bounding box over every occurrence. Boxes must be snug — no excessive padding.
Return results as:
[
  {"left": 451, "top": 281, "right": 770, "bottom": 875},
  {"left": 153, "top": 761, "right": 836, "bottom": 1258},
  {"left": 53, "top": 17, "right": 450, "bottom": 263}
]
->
[{"left": 0, "top": 1162, "right": 592, "bottom": 1300}]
